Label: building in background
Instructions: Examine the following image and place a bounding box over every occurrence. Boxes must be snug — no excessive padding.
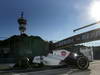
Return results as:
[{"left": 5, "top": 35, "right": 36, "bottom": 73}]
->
[{"left": 0, "top": 12, "right": 49, "bottom": 63}]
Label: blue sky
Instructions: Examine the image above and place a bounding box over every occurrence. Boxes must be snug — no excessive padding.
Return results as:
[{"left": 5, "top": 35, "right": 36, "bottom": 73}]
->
[{"left": 0, "top": 0, "right": 100, "bottom": 42}]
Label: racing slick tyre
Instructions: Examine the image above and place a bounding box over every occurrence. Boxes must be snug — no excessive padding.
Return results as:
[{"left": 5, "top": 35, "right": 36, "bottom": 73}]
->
[
  {"left": 13, "top": 57, "right": 30, "bottom": 69},
  {"left": 76, "top": 56, "right": 89, "bottom": 70}
]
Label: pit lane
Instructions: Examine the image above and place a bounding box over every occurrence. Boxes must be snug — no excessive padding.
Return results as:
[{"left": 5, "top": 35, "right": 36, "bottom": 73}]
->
[{"left": 0, "top": 60, "right": 100, "bottom": 75}]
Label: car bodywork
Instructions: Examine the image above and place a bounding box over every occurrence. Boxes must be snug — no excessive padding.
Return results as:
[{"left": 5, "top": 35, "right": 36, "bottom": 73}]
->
[{"left": 33, "top": 49, "right": 89, "bottom": 70}]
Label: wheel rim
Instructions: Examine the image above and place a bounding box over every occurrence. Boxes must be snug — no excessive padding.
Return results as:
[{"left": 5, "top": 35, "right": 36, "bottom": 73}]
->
[{"left": 77, "top": 57, "right": 89, "bottom": 70}]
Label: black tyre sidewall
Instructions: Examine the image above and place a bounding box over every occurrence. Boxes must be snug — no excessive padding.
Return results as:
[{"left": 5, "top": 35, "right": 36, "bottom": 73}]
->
[{"left": 76, "top": 56, "right": 89, "bottom": 70}]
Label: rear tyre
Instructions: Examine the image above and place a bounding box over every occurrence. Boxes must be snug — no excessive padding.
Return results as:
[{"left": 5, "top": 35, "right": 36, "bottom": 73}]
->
[
  {"left": 76, "top": 56, "right": 89, "bottom": 70},
  {"left": 13, "top": 57, "right": 30, "bottom": 69}
]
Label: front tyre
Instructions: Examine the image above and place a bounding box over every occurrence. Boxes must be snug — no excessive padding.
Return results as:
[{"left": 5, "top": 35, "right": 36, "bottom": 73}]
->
[{"left": 76, "top": 56, "right": 89, "bottom": 70}]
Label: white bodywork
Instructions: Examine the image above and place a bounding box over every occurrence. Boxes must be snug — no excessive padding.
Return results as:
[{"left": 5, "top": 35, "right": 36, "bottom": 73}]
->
[{"left": 33, "top": 50, "right": 70, "bottom": 66}]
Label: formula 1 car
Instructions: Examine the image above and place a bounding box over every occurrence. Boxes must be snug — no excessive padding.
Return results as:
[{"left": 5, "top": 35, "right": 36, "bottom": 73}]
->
[{"left": 33, "top": 49, "right": 89, "bottom": 70}]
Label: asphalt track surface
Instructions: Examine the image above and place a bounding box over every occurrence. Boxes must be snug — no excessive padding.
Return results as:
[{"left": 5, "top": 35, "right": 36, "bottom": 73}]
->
[{"left": 0, "top": 60, "right": 100, "bottom": 75}]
